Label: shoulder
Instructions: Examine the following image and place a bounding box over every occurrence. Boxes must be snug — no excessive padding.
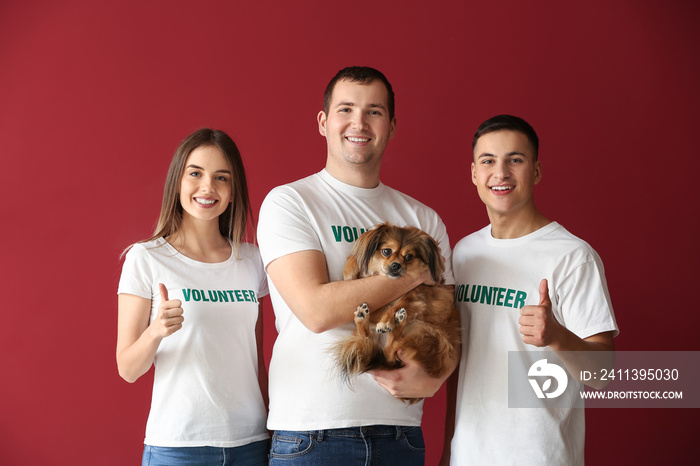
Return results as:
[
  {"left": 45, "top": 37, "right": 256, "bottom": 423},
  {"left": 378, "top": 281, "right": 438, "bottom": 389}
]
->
[
  {"left": 259, "top": 174, "right": 325, "bottom": 221},
  {"left": 381, "top": 184, "right": 449, "bottom": 237},
  {"left": 383, "top": 184, "right": 436, "bottom": 214},
  {"left": 263, "top": 173, "right": 322, "bottom": 201},
  {"left": 542, "top": 223, "right": 601, "bottom": 261},
  {"left": 124, "top": 238, "right": 169, "bottom": 259},
  {"left": 454, "top": 225, "right": 490, "bottom": 250}
]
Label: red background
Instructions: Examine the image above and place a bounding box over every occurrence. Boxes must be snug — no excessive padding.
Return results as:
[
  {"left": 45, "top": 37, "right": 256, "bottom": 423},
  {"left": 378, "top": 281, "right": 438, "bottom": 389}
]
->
[{"left": 2, "top": 1, "right": 699, "bottom": 464}]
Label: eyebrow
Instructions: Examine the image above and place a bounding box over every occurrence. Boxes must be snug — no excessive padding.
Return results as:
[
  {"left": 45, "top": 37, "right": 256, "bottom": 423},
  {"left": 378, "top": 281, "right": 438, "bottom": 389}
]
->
[
  {"left": 476, "top": 151, "right": 527, "bottom": 159},
  {"left": 335, "top": 101, "right": 387, "bottom": 111},
  {"left": 186, "top": 164, "right": 231, "bottom": 173}
]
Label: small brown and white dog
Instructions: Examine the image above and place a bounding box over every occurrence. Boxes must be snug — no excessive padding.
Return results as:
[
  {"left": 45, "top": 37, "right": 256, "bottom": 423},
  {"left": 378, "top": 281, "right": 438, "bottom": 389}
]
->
[{"left": 332, "top": 223, "right": 460, "bottom": 403}]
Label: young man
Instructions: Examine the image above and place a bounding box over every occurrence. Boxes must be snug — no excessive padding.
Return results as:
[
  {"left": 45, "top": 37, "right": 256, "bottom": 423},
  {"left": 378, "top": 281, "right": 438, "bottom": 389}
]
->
[
  {"left": 443, "top": 115, "right": 618, "bottom": 465},
  {"left": 257, "top": 66, "right": 458, "bottom": 465}
]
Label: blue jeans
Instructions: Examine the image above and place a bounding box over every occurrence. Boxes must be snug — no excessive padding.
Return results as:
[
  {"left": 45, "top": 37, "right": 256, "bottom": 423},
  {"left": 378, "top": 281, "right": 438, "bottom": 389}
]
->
[
  {"left": 268, "top": 425, "right": 425, "bottom": 465},
  {"left": 142, "top": 440, "right": 269, "bottom": 466}
]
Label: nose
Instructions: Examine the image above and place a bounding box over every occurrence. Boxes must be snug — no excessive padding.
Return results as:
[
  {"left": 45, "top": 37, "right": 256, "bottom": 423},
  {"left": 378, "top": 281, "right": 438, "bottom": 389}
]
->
[
  {"left": 493, "top": 160, "right": 510, "bottom": 179},
  {"left": 200, "top": 175, "right": 215, "bottom": 193},
  {"left": 389, "top": 262, "right": 402, "bottom": 274},
  {"left": 352, "top": 112, "right": 367, "bottom": 130}
]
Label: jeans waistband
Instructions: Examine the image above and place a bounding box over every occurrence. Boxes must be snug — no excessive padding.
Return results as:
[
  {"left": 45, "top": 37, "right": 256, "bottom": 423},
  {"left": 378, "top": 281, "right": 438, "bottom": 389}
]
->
[{"left": 310, "top": 425, "right": 418, "bottom": 441}]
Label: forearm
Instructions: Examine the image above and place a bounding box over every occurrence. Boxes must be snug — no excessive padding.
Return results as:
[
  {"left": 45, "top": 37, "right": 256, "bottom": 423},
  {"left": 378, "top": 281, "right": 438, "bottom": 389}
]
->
[
  {"left": 550, "top": 329, "right": 615, "bottom": 389},
  {"left": 520, "top": 280, "right": 615, "bottom": 389},
  {"left": 267, "top": 250, "right": 423, "bottom": 333},
  {"left": 116, "top": 328, "right": 162, "bottom": 383},
  {"left": 116, "top": 293, "right": 163, "bottom": 383},
  {"left": 301, "top": 274, "right": 424, "bottom": 332}
]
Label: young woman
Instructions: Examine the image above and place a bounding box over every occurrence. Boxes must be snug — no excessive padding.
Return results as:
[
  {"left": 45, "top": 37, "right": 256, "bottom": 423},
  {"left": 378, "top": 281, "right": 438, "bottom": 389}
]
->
[{"left": 117, "top": 128, "right": 269, "bottom": 466}]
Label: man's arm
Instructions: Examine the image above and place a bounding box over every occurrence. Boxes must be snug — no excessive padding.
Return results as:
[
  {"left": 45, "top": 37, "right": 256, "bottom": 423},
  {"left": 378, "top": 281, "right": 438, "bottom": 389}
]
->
[
  {"left": 519, "top": 278, "right": 615, "bottom": 389},
  {"left": 266, "top": 250, "right": 432, "bottom": 333}
]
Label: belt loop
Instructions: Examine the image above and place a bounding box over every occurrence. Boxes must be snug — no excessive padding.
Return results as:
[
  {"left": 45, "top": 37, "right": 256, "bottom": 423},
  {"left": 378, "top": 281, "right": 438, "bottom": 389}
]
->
[
  {"left": 317, "top": 429, "right": 325, "bottom": 442},
  {"left": 395, "top": 426, "right": 402, "bottom": 440}
]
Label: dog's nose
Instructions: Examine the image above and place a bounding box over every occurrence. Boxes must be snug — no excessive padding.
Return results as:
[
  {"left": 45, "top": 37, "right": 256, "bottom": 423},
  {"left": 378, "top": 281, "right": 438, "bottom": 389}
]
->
[{"left": 390, "top": 262, "right": 402, "bottom": 274}]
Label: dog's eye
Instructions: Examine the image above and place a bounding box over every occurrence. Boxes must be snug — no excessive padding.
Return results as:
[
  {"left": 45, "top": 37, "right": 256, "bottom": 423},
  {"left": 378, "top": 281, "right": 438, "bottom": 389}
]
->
[
  {"left": 381, "top": 248, "right": 392, "bottom": 257},
  {"left": 404, "top": 254, "right": 414, "bottom": 262}
]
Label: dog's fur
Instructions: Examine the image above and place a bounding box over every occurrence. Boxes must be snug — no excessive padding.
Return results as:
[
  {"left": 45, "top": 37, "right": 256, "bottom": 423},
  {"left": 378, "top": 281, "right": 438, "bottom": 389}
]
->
[{"left": 331, "top": 223, "right": 460, "bottom": 403}]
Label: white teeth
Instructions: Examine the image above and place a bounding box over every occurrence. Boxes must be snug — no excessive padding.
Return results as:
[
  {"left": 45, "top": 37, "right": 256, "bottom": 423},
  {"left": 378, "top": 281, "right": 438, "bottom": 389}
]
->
[
  {"left": 195, "top": 198, "right": 217, "bottom": 205},
  {"left": 347, "top": 137, "right": 370, "bottom": 142},
  {"left": 491, "top": 186, "right": 513, "bottom": 191}
]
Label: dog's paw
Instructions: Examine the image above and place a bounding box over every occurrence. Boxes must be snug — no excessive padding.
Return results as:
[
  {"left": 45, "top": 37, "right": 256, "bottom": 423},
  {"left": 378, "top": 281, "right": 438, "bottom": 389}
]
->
[
  {"left": 354, "top": 303, "right": 369, "bottom": 320},
  {"left": 376, "top": 321, "right": 393, "bottom": 333},
  {"left": 395, "top": 308, "right": 406, "bottom": 325}
]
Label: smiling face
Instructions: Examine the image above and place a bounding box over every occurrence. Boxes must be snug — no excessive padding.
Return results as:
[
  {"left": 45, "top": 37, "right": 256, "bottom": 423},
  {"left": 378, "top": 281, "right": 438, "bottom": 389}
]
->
[
  {"left": 471, "top": 130, "right": 541, "bottom": 219},
  {"left": 318, "top": 79, "right": 396, "bottom": 183},
  {"left": 179, "top": 145, "right": 232, "bottom": 224}
]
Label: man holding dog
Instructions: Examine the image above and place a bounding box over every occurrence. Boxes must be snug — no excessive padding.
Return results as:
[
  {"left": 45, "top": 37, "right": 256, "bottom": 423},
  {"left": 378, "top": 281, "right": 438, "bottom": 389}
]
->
[
  {"left": 442, "top": 115, "right": 619, "bottom": 465},
  {"left": 257, "top": 66, "right": 458, "bottom": 465}
]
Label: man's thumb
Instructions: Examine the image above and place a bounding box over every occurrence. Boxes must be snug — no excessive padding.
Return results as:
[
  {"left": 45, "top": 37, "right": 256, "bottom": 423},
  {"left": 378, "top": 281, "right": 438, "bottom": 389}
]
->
[
  {"left": 159, "top": 283, "right": 169, "bottom": 302},
  {"left": 539, "top": 279, "right": 551, "bottom": 306}
]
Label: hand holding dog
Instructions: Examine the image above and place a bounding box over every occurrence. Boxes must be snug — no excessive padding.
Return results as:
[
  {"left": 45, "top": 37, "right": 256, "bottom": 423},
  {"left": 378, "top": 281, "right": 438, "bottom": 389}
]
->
[
  {"left": 518, "top": 279, "right": 562, "bottom": 348},
  {"left": 149, "top": 283, "right": 184, "bottom": 339},
  {"left": 370, "top": 351, "right": 445, "bottom": 399},
  {"left": 407, "top": 249, "right": 446, "bottom": 287},
  {"left": 412, "top": 265, "right": 437, "bottom": 287}
]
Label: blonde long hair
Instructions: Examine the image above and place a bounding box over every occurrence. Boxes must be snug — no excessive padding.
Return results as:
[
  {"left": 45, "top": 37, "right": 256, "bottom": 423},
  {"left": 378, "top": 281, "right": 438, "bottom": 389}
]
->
[{"left": 127, "top": 128, "right": 252, "bottom": 257}]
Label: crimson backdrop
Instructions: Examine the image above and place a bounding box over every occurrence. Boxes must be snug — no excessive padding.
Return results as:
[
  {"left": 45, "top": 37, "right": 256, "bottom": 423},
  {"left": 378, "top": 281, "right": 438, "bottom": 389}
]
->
[{"left": 2, "top": 1, "right": 699, "bottom": 465}]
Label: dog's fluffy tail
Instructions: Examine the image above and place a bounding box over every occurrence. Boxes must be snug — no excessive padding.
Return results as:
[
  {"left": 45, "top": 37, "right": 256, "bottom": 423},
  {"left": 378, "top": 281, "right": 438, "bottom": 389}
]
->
[{"left": 330, "top": 336, "right": 384, "bottom": 385}]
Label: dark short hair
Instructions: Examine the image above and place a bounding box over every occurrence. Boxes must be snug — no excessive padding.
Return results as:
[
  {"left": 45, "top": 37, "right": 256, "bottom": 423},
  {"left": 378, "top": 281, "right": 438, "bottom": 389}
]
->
[
  {"left": 472, "top": 115, "right": 539, "bottom": 160},
  {"left": 323, "top": 66, "right": 395, "bottom": 120}
]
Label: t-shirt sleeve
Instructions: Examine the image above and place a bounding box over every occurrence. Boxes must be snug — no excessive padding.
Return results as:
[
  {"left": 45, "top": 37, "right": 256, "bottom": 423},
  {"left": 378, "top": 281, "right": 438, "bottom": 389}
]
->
[
  {"left": 257, "top": 186, "right": 322, "bottom": 268},
  {"left": 432, "top": 218, "right": 455, "bottom": 286},
  {"left": 117, "top": 244, "right": 154, "bottom": 300},
  {"left": 557, "top": 256, "right": 619, "bottom": 339},
  {"left": 253, "top": 246, "right": 270, "bottom": 298}
]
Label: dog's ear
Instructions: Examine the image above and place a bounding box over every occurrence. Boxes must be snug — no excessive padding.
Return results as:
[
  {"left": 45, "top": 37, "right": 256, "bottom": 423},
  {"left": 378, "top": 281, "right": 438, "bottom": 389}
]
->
[
  {"left": 417, "top": 232, "right": 445, "bottom": 283},
  {"left": 343, "top": 255, "right": 362, "bottom": 280},
  {"left": 343, "top": 223, "right": 387, "bottom": 279}
]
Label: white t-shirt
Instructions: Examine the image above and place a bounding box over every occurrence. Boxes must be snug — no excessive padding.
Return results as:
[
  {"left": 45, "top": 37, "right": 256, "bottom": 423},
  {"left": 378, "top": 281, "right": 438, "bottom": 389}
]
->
[
  {"left": 257, "top": 169, "right": 454, "bottom": 431},
  {"left": 450, "top": 222, "right": 618, "bottom": 465},
  {"left": 118, "top": 238, "right": 269, "bottom": 447}
]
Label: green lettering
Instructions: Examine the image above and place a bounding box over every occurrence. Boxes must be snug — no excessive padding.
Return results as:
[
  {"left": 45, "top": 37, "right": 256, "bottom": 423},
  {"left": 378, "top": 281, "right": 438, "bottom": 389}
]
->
[
  {"left": 514, "top": 291, "right": 527, "bottom": 309},
  {"left": 456, "top": 284, "right": 465, "bottom": 302},
  {"left": 470, "top": 285, "right": 481, "bottom": 303},
  {"left": 182, "top": 289, "right": 191, "bottom": 302},
  {"left": 331, "top": 226, "right": 343, "bottom": 242},
  {"left": 208, "top": 290, "right": 218, "bottom": 302},
  {"left": 504, "top": 288, "right": 515, "bottom": 307},
  {"left": 480, "top": 286, "right": 494, "bottom": 305},
  {"left": 249, "top": 290, "right": 258, "bottom": 303},
  {"left": 192, "top": 289, "right": 201, "bottom": 301},
  {"left": 496, "top": 288, "right": 506, "bottom": 306},
  {"left": 202, "top": 290, "right": 210, "bottom": 302},
  {"left": 343, "top": 226, "right": 354, "bottom": 242},
  {"left": 242, "top": 290, "right": 251, "bottom": 302},
  {"left": 234, "top": 290, "right": 243, "bottom": 301},
  {"left": 227, "top": 290, "right": 235, "bottom": 301},
  {"left": 217, "top": 290, "right": 229, "bottom": 302}
]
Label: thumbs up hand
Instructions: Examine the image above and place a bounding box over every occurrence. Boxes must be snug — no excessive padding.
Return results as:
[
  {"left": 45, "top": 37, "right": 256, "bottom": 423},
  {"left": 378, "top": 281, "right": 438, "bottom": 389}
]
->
[
  {"left": 149, "top": 283, "right": 184, "bottom": 339},
  {"left": 518, "top": 279, "right": 561, "bottom": 348}
]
